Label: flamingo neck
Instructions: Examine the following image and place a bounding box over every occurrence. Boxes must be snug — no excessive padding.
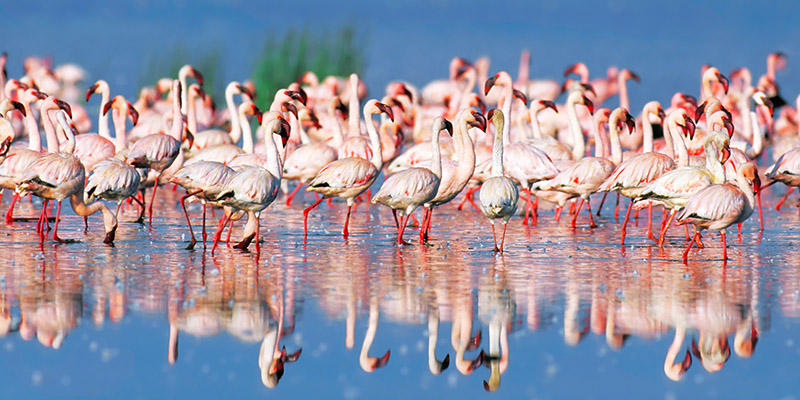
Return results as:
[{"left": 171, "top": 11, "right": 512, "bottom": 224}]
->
[
  {"left": 179, "top": 72, "right": 189, "bottom": 116},
  {"left": 703, "top": 135, "right": 726, "bottom": 184},
  {"left": 97, "top": 88, "right": 111, "bottom": 139},
  {"left": 187, "top": 93, "right": 198, "bottom": 135},
  {"left": 749, "top": 109, "right": 763, "bottom": 157},
  {"left": 501, "top": 88, "right": 512, "bottom": 145},
  {"left": 262, "top": 120, "right": 282, "bottom": 179},
  {"left": 608, "top": 113, "right": 623, "bottom": 165},
  {"left": 329, "top": 110, "right": 344, "bottom": 148},
  {"left": 359, "top": 302, "right": 380, "bottom": 371},
  {"left": 593, "top": 117, "right": 606, "bottom": 158},
  {"left": 427, "top": 314, "right": 442, "bottom": 374},
  {"left": 364, "top": 110, "right": 383, "bottom": 169},
  {"left": 669, "top": 118, "right": 689, "bottom": 166},
  {"left": 240, "top": 111, "right": 254, "bottom": 154},
  {"left": 529, "top": 108, "right": 543, "bottom": 140},
  {"left": 296, "top": 114, "right": 310, "bottom": 145},
  {"left": 455, "top": 112, "right": 476, "bottom": 183},
  {"left": 567, "top": 97, "right": 585, "bottom": 160},
  {"left": 618, "top": 76, "right": 630, "bottom": 110},
  {"left": 491, "top": 116, "right": 504, "bottom": 177},
  {"left": 642, "top": 110, "right": 654, "bottom": 153},
  {"left": 458, "top": 69, "right": 477, "bottom": 112},
  {"left": 348, "top": 77, "right": 360, "bottom": 137},
  {"left": 170, "top": 88, "right": 183, "bottom": 140},
  {"left": 112, "top": 109, "right": 128, "bottom": 153},
  {"left": 41, "top": 108, "right": 60, "bottom": 152},
  {"left": 431, "top": 123, "right": 443, "bottom": 179},
  {"left": 664, "top": 326, "right": 687, "bottom": 378},
  {"left": 226, "top": 87, "right": 242, "bottom": 144},
  {"left": 517, "top": 50, "right": 530, "bottom": 84},
  {"left": 23, "top": 101, "right": 41, "bottom": 151},
  {"left": 734, "top": 167, "right": 756, "bottom": 210}
]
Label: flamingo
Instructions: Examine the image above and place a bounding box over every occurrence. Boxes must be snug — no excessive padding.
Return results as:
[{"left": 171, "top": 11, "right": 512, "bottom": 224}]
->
[
  {"left": 371, "top": 117, "right": 452, "bottom": 245},
  {"left": 633, "top": 114, "right": 731, "bottom": 246},
  {"left": 532, "top": 107, "right": 632, "bottom": 228},
  {"left": 17, "top": 110, "right": 118, "bottom": 244},
  {"left": 170, "top": 160, "right": 234, "bottom": 250},
  {"left": 211, "top": 115, "right": 291, "bottom": 256},
  {"left": 676, "top": 163, "right": 759, "bottom": 262},
  {"left": 69, "top": 80, "right": 117, "bottom": 170},
  {"left": 1, "top": 93, "right": 69, "bottom": 223},
  {"left": 281, "top": 105, "right": 338, "bottom": 205},
  {"left": 126, "top": 80, "right": 185, "bottom": 225},
  {"left": 303, "top": 100, "right": 394, "bottom": 239},
  {"left": 419, "top": 109, "right": 486, "bottom": 242},
  {"left": 359, "top": 298, "right": 391, "bottom": 372},
  {"left": 599, "top": 101, "right": 673, "bottom": 243},
  {"left": 188, "top": 81, "right": 253, "bottom": 153},
  {"left": 478, "top": 109, "right": 518, "bottom": 252}
]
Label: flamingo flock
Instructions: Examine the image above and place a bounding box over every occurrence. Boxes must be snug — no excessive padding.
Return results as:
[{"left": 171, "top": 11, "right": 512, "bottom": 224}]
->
[{"left": 0, "top": 50, "right": 793, "bottom": 263}]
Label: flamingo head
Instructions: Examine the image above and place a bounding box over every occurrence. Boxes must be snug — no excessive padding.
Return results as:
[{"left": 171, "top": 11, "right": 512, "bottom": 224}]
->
[
  {"left": 285, "top": 88, "right": 308, "bottom": 106},
  {"left": 442, "top": 118, "right": 454, "bottom": 137},
  {"left": 449, "top": 57, "right": 473, "bottom": 80},
  {"left": 237, "top": 83, "right": 256, "bottom": 101},
  {"left": 581, "top": 94, "right": 594, "bottom": 115},
  {"left": 6, "top": 99, "right": 25, "bottom": 116},
  {"left": 621, "top": 109, "right": 636, "bottom": 134},
  {"left": 484, "top": 75, "right": 498, "bottom": 96},
  {"left": 715, "top": 70, "right": 730, "bottom": 94},
  {"left": 372, "top": 100, "right": 394, "bottom": 122},
  {"left": 367, "top": 350, "right": 391, "bottom": 371},
  {"left": 103, "top": 224, "right": 117, "bottom": 245},
  {"left": 189, "top": 84, "right": 205, "bottom": 100},
  {"left": 180, "top": 64, "right": 204, "bottom": 85},
  {"left": 734, "top": 324, "right": 759, "bottom": 358},
  {"left": 678, "top": 112, "right": 696, "bottom": 139},
  {"left": 156, "top": 78, "right": 173, "bottom": 98},
  {"left": 54, "top": 98, "right": 72, "bottom": 118},
  {"left": 563, "top": 62, "right": 589, "bottom": 82},
  {"left": 468, "top": 110, "right": 487, "bottom": 132},
  {"left": 388, "top": 82, "right": 414, "bottom": 104},
  {"left": 0, "top": 136, "right": 11, "bottom": 157},
  {"left": 512, "top": 88, "right": 528, "bottom": 106},
  {"left": 753, "top": 91, "right": 774, "bottom": 116},
  {"left": 538, "top": 100, "right": 558, "bottom": 114},
  {"left": 768, "top": 52, "right": 787, "bottom": 71},
  {"left": 281, "top": 101, "right": 298, "bottom": 119},
  {"left": 621, "top": 69, "right": 640, "bottom": 83},
  {"left": 741, "top": 163, "right": 760, "bottom": 195},
  {"left": 665, "top": 348, "right": 693, "bottom": 381},
  {"left": 691, "top": 336, "right": 730, "bottom": 373},
  {"left": 263, "top": 347, "right": 302, "bottom": 389},
  {"left": 276, "top": 115, "right": 292, "bottom": 146}
]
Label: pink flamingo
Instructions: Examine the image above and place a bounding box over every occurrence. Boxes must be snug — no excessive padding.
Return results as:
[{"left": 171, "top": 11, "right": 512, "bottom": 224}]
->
[
  {"left": 676, "top": 163, "right": 759, "bottom": 262},
  {"left": 478, "top": 109, "right": 518, "bottom": 252},
  {"left": 212, "top": 115, "right": 291, "bottom": 256},
  {"left": 533, "top": 107, "right": 632, "bottom": 228},
  {"left": 371, "top": 116, "right": 452, "bottom": 245},
  {"left": 281, "top": 105, "right": 338, "bottom": 205},
  {"left": 127, "top": 80, "right": 188, "bottom": 225},
  {"left": 17, "top": 110, "right": 118, "bottom": 244},
  {"left": 303, "top": 100, "right": 393, "bottom": 239},
  {"left": 170, "top": 160, "right": 234, "bottom": 250},
  {"left": 69, "top": 80, "right": 116, "bottom": 170}
]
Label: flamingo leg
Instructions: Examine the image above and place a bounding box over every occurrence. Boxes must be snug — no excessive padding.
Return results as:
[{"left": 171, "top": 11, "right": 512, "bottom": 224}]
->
[
  {"left": 148, "top": 174, "right": 161, "bottom": 225},
  {"left": 53, "top": 201, "right": 64, "bottom": 243},
  {"left": 211, "top": 214, "right": 229, "bottom": 254},
  {"left": 421, "top": 207, "right": 433, "bottom": 243},
  {"left": 756, "top": 190, "right": 763, "bottom": 231},
  {"left": 255, "top": 214, "right": 261, "bottom": 256},
  {"left": 4, "top": 192, "right": 18, "bottom": 223},
  {"left": 392, "top": 209, "right": 399, "bottom": 230},
  {"left": 683, "top": 231, "right": 700, "bottom": 262},
  {"left": 597, "top": 192, "right": 608, "bottom": 216},
  {"left": 225, "top": 217, "right": 234, "bottom": 247},
  {"left": 775, "top": 187, "right": 794, "bottom": 210},
  {"left": 397, "top": 213, "right": 411, "bottom": 245},
  {"left": 457, "top": 185, "right": 481, "bottom": 212},
  {"left": 303, "top": 197, "right": 325, "bottom": 238},
  {"left": 133, "top": 190, "right": 146, "bottom": 223},
  {"left": 659, "top": 210, "right": 676, "bottom": 248},
  {"left": 621, "top": 199, "right": 633, "bottom": 245},
  {"left": 181, "top": 189, "right": 203, "bottom": 250},
  {"left": 720, "top": 230, "right": 727, "bottom": 261},
  {"left": 342, "top": 204, "right": 353, "bottom": 237},
  {"left": 115, "top": 201, "right": 123, "bottom": 219},
  {"left": 499, "top": 222, "right": 508, "bottom": 252},
  {"left": 646, "top": 204, "right": 657, "bottom": 242},
  {"left": 554, "top": 206, "right": 562, "bottom": 222},
  {"left": 286, "top": 183, "right": 302, "bottom": 206},
  {"left": 570, "top": 198, "right": 585, "bottom": 227},
  {"left": 201, "top": 204, "right": 208, "bottom": 248},
  {"left": 614, "top": 193, "right": 620, "bottom": 219},
  {"left": 586, "top": 198, "right": 597, "bottom": 228},
  {"left": 491, "top": 223, "right": 498, "bottom": 252},
  {"left": 410, "top": 212, "right": 420, "bottom": 227}
]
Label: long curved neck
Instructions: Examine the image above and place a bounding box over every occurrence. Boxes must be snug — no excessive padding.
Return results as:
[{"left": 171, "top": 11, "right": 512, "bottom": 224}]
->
[
  {"left": 567, "top": 98, "right": 585, "bottom": 160},
  {"left": 329, "top": 109, "right": 344, "bottom": 148},
  {"left": 608, "top": 115, "right": 622, "bottom": 165},
  {"left": 492, "top": 117, "right": 504, "bottom": 177},
  {"left": 642, "top": 110, "right": 654, "bottom": 153},
  {"left": 748, "top": 98, "right": 764, "bottom": 158},
  {"left": 296, "top": 114, "right": 310, "bottom": 145},
  {"left": 23, "top": 101, "right": 41, "bottom": 151},
  {"left": 501, "top": 89, "right": 512, "bottom": 145},
  {"left": 55, "top": 112, "right": 76, "bottom": 154},
  {"left": 517, "top": 50, "right": 530, "bottom": 84},
  {"left": 170, "top": 89, "right": 183, "bottom": 140},
  {"left": 457, "top": 70, "right": 477, "bottom": 112},
  {"left": 364, "top": 109, "right": 383, "bottom": 169},
  {"left": 455, "top": 112, "right": 476, "bottom": 183},
  {"left": 359, "top": 300, "right": 380, "bottom": 371},
  {"left": 664, "top": 326, "right": 687, "bottom": 379},
  {"left": 431, "top": 124, "right": 443, "bottom": 178},
  {"left": 179, "top": 73, "right": 189, "bottom": 116},
  {"left": 348, "top": 78, "right": 360, "bottom": 137},
  {"left": 112, "top": 109, "right": 128, "bottom": 153},
  {"left": 240, "top": 112, "right": 254, "bottom": 154},
  {"left": 427, "top": 313, "right": 442, "bottom": 374},
  {"left": 703, "top": 136, "right": 726, "bottom": 183},
  {"left": 41, "top": 108, "right": 60, "bottom": 152},
  {"left": 529, "top": 108, "right": 543, "bottom": 140},
  {"left": 670, "top": 119, "right": 689, "bottom": 166},
  {"left": 226, "top": 88, "right": 242, "bottom": 144},
  {"left": 262, "top": 121, "right": 282, "bottom": 178},
  {"left": 187, "top": 92, "right": 198, "bottom": 135},
  {"left": 618, "top": 76, "right": 630, "bottom": 110},
  {"left": 97, "top": 88, "right": 111, "bottom": 139},
  {"left": 593, "top": 117, "right": 606, "bottom": 158},
  {"left": 734, "top": 169, "right": 756, "bottom": 209}
]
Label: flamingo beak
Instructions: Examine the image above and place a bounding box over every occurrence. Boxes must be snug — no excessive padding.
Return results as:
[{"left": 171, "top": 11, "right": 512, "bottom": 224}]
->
[
  {"left": 484, "top": 75, "right": 498, "bottom": 95},
  {"left": 580, "top": 83, "right": 595, "bottom": 96},
  {"left": 694, "top": 101, "right": 707, "bottom": 122},
  {"left": 474, "top": 96, "right": 487, "bottom": 114},
  {"left": 443, "top": 119, "right": 454, "bottom": 136},
  {"left": 753, "top": 174, "right": 761, "bottom": 194},
  {"left": 512, "top": 88, "right": 528, "bottom": 105},
  {"left": 85, "top": 83, "right": 98, "bottom": 102},
  {"left": 467, "top": 350, "right": 486, "bottom": 373},
  {"left": 563, "top": 63, "right": 580, "bottom": 77},
  {"left": 102, "top": 100, "right": 113, "bottom": 116},
  {"left": 683, "top": 116, "right": 696, "bottom": 139},
  {"left": 723, "top": 119, "right": 734, "bottom": 137},
  {"left": 239, "top": 84, "right": 256, "bottom": 100},
  {"left": 657, "top": 108, "right": 666, "bottom": 122},
  {"left": 128, "top": 102, "right": 139, "bottom": 125},
  {"left": 55, "top": 99, "right": 72, "bottom": 118},
  {"left": 626, "top": 114, "right": 636, "bottom": 134},
  {"left": 282, "top": 102, "right": 298, "bottom": 119},
  {"left": 103, "top": 224, "right": 117, "bottom": 245},
  {"left": 33, "top": 90, "right": 47, "bottom": 101},
  {"left": 716, "top": 72, "right": 729, "bottom": 94},
  {"left": 11, "top": 100, "right": 25, "bottom": 116},
  {"left": 0, "top": 137, "right": 11, "bottom": 156},
  {"left": 286, "top": 89, "right": 308, "bottom": 106},
  {"left": 376, "top": 102, "right": 394, "bottom": 122},
  {"left": 628, "top": 70, "right": 641, "bottom": 82},
  {"left": 582, "top": 97, "right": 594, "bottom": 115},
  {"left": 279, "top": 118, "right": 292, "bottom": 146},
  {"left": 540, "top": 100, "right": 558, "bottom": 113},
  {"left": 719, "top": 146, "right": 731, "bottom": 164},
  {"left": 487, "top": 109, "right": 496, "bottom": 121},
  {"left": 763, "top": 98, "right": 775, "bottom": 116},
  {"left": 372, "top": 350, "right": 391, "bottom": 370},
  {"left": 681, "top": 93, "right": 698, "bottom": 107},
  {"left": 191, "top": 67, "right": 204, "bottom": 85},
  {"left": 470, "top": 111, "right": 488, "bottom": 131},
  {"left": 439, "top": 354, "right": 450, "bottom": 372},
  {"left": 253, "top": 106, "right": 264, "bottom": 124}
]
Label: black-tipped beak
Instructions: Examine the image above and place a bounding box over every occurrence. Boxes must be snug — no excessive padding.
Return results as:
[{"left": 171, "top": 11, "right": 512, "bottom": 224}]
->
[
  {"left": 512, "top": 88, "right": 528, "bottom": 105},
  {"left": 484, "top": 75, "right": 498, "bottom": 96},
  {"left": 443, "top": 119, "right": 454, "bottom": 136},
  {"left": 376, "top": 102, "right": 394, "bottom": 122},
  {"left": 103, "top": 225, "right": 117, "bottom": 244},
  {"left": 85, "top": 83, "right": 98, "bottom": 102},
  {"left": 11, "top": 100, "right": 25, "bottom": 116}
]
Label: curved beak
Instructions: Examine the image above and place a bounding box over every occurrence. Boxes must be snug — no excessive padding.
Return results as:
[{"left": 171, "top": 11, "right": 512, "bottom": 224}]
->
[
  {"left": 376, "top": 102, "right": 394, "bottom": 122},
  {"left": 278, "top": 117, "right": 292, "bottom": 146},
  {"left": 11, "top": 100, "right": 25, "bottom": 116},
  {"left": 694, "top": 101, "right": 707, "bottom": 122},
  {"left": 371, "top": 350, "right": 391, "bottom": 370},
  {"left": 128, "top": 102, "right": 139, "bottom": 125},
  {"left": 55, "top": 99, "right": 72, "bottom": 118},
  {"left": 657, "top": 107, "right": 666, "bottom": 122},
  {"left": 470, "top": 111, "right": 487, "bottom": 132},
  {"left": 540, "top": 100, "right": 558, "bottom": 113},
  {"left": 682, "top": 115, "right": 696, "bottom": 139},
  {"left": 753, "top": 173, "right": 761, "bottom": 195},
  {"left": 282, "top": 102, "right": 298, "bottom": 119},
  {"left": 484, "top": 74, "right": 498, "bottom": 96},
  {"left": 715, "top": 71, "right": 729, "bottom": 94},
  {"left": 443, "top": 119, "right": 454, "bottom": 136},
  {"left": 103, "top": 224, "right": 117, "bottom": 245},
  {"left": 85, "top": 83, "right": 99, "bottom": 102},
  {"left": 582, "top": 96, "right": 594, "bottom": 115},
  {"left": 102, "top": 100, "right": 113, "bottom": 116},
  {"left": 512, "top": 88, "right": 528, "bottom": 105},
  {"left": 0, "top": 137, "right": 11, "bottom": 156},
  {"left": 626, "top": 113, "right": 636, "bottom": 134},
  {"left": 719, "top": 146, "right": 731, "bottom": 164},
  {"left": 627, "top": 70, "right": 641, "bottom": 82},
  {"left": 190, "top": 67, "right": 204, "bottom": 85},
  {"left": 286, "top": 89, "right": 308, "bottom": 106}
]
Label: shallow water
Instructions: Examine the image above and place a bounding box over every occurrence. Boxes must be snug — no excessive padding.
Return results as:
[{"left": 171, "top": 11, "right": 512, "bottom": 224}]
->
[{"left": 0, "top": 184, "right": 799, "bottom": 399}]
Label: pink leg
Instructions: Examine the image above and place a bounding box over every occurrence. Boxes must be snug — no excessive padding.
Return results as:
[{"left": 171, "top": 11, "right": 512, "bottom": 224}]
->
[
  {"left": 646, "top": 204, "right": 657, "bottom": 242},
  {"left": 392, "top": 209, "right": 399, "bottom": 230},
  {"left": 286, "top": 183, "right": 302, "bottom": 206},
  {"left": 621, "top": 199, "right": 633, "bottom": 245},
  {"left": 756, "top": 190, "right": 763, "bottom": 231},
  {"left": 554, "top": 206, "right": 562, "bottom": 222},
  {"left": 53, "top": 201, "right": 64, "bottom": 243},
  {"left": 570, "top": 198, "right": 585, "bottom": 227},
  {"left": 720, "top": 230, "right": 727, "bottom": 260},
  {"left": 254, "top": 215, "right": 261, "bottom": 256},
  {"left": 491, "top": 223, "right": 498, "bottom": 252},
  {"left": 614, "top": 193, "right": 620, "bottom": 219},
  {"left": 586, "top": 198, "right": 597, "bottom": 228},
  {"left": 5, "top": 192, "right": 18, "bottom": 223},
  {"left": 596, "top": 192, "right": 608, "bottom": 216},
  {"left": 659, "top": 210, "right": 676, "bottom": 248},
  {"left": 201, "top": 204, "right": 208, "bottom": 248},
  {"left": 303, "top": 197, "right": 325, "bottom": 238},
  {"left": 148, "top": 176, "right": 160, "bottom": 225},
  {"left": 225, "top": 217, "right": 234, "bottom": 247},
  {"left": 397, "top": 214, "right": 411, "bottom": 245},
  {"left": 343, "top": 204, "right": 353, "bottom": 237},
  {"left": 211, "top": 214, "right": 229, "bottom": 254},
  {"left": 181, "top": 189, "right": 203, "bottom": 250},
  {"left": 683, "top": 231, "right": 700, "bottom": 262},
  {"left": 775, "top": 187, "right": 794, "bottom": 210},
  {"left": 499, "top": 222, "right": 509, "bottom": 252}
]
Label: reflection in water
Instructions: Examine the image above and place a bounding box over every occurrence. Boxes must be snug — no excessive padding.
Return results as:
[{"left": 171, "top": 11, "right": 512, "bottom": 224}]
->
[{"left": 0, "top": 189, "right": 797, "bottom": 393}]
